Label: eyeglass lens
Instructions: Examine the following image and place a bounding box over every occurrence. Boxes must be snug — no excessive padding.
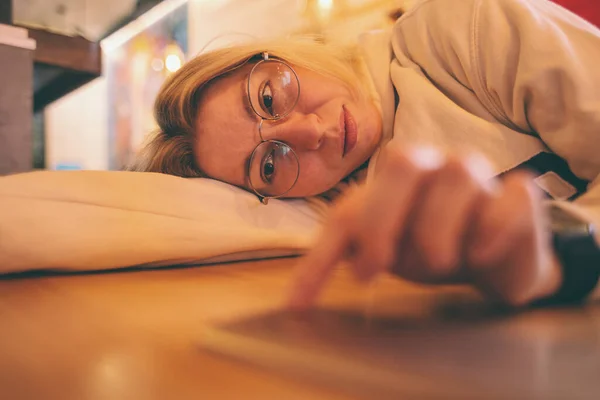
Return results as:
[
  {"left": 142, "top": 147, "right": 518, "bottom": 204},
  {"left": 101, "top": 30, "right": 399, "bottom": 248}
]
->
[{"left": 247, "top": 59, "right": 300, "bottom": 198}]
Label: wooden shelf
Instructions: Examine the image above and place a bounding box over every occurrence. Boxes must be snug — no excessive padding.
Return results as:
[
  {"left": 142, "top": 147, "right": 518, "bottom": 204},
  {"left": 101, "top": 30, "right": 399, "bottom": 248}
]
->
[{"left": 23, "top": 27, "right": 102, "bottom": 111}]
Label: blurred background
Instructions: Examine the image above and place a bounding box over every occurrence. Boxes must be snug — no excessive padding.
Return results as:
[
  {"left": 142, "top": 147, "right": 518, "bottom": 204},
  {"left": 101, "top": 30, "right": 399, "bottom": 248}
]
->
[{"left": 0, "top": 0, "right": 410, "bottom": 173}]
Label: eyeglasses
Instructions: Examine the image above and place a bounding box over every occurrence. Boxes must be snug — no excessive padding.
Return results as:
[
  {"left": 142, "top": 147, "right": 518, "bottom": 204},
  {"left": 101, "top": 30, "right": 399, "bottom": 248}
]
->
[{"left": 245, "top": 52, "right": 301, "bottom": 205}]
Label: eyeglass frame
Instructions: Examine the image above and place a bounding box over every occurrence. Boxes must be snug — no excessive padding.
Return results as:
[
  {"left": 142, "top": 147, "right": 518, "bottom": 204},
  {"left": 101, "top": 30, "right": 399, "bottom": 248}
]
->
[{"left": 245, "top": 52, "right": 302, "bottom": 205}]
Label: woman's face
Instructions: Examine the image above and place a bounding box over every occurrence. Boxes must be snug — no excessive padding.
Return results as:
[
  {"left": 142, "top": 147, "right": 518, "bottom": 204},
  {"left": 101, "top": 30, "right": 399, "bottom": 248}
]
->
[{"left": 194, "top": 62, "right": 382, "bottom": 198}]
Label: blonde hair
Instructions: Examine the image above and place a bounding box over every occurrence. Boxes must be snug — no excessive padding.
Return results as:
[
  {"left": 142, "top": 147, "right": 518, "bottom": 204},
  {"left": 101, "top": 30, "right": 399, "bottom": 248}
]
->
[{"left": 127, "top": 36, "right": 373, "bottom": 177}]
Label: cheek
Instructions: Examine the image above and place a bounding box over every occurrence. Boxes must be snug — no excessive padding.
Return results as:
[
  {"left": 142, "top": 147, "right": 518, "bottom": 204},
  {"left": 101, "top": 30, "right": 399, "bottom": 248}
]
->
[{"left": 289, "top": 156, "right": 345, "bottom": 197}]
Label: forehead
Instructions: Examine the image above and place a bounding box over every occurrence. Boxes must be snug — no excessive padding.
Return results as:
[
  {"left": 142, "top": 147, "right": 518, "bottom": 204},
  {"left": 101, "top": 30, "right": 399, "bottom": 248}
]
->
[{"left": 194, "top": 65, "right": 258, "bottom": 187}]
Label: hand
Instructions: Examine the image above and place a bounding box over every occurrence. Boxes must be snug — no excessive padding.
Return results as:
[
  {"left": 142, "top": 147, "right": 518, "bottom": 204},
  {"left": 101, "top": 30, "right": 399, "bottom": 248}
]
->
[{"left": 287, "top": 145, "right": 563, "bottom": 309}]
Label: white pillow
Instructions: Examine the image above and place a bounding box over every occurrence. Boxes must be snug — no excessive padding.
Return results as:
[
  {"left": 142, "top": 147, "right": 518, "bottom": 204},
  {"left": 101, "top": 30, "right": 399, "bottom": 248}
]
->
[{"left": 0, "top": 171, "right": 328, "bottom": 274}]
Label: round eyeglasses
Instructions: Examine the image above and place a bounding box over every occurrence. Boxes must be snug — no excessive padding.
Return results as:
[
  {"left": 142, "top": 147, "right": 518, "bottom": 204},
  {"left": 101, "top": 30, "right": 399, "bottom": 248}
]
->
[{"left": 246, "top": 52, "right": 301, "bottom": 205}]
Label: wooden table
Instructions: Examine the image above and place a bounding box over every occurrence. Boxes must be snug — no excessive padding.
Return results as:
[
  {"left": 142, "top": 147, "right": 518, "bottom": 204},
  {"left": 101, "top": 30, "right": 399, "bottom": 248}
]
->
[{"left": 0, "top": 258, "right": 599, "bottom": 400}]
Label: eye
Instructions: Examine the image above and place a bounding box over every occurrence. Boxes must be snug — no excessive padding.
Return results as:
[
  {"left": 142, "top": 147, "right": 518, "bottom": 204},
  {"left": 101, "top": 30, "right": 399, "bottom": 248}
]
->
[
  {"left": 259, "top": 80, "right": 275, "bottom": 117},
  {"left": 261, "top": 149, "right": 276, "bottom": 183}
]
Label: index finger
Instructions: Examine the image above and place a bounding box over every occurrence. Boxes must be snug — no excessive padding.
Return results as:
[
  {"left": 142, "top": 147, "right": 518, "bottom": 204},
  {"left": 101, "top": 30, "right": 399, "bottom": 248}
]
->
[{"left": 286, "top": 208, "right": 353, "bottom": 310}]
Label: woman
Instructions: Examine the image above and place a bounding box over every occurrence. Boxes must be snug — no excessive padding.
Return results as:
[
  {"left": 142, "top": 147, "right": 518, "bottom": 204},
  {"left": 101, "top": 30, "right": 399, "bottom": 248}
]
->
[{"left": 130, "top": 0, "right": 600, "bottom": 308}]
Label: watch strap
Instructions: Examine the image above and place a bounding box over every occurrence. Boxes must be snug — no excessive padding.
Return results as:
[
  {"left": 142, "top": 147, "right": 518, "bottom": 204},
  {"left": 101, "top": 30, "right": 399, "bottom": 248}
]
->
[{"left": 535, "top": 228, "right": 600, "bottom": 305}]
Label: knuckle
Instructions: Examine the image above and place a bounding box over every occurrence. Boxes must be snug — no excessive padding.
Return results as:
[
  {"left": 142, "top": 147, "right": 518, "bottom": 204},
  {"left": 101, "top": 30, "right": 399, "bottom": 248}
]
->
[
  {"left": 436, "top": 153, "right": 496, "bottom": 194},
  {"left": 439, "top": 157, "right": 477, "bottom": 187},
  {"left": 380, "top": 145, "right": 451, "bottom": 182}
]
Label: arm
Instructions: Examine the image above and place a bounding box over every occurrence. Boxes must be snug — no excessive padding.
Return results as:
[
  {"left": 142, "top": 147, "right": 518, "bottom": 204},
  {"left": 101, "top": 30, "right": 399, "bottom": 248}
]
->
[
  {"left": 394, "top": 0, "right": 600, "bottom": 299},
  {"left": 287, "top": 0, "right": 600, "bottom": 309}
]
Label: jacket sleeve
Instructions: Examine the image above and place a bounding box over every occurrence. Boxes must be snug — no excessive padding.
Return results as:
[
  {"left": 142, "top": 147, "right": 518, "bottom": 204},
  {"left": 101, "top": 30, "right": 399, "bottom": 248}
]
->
[{"left": 394, "top": 0, "right": 600, "bottom": 241}]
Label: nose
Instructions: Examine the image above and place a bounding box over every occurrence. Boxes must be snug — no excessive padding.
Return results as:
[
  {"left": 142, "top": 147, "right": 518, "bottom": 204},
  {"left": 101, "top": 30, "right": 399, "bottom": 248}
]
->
[{"left": 262, "top": 113, "right": 324, "bottom": 151}]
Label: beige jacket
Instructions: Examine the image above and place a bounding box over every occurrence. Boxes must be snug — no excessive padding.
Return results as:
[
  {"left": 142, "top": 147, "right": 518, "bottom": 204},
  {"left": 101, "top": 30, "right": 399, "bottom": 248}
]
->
[{"left": 362, "top": 0, "right": 600, "bottom": 238}]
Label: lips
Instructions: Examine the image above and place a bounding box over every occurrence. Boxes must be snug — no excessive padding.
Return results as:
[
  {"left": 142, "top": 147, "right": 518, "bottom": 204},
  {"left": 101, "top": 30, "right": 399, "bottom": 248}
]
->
[{"left": 341, "top": 105, "right": 358, "bottom": 157}]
